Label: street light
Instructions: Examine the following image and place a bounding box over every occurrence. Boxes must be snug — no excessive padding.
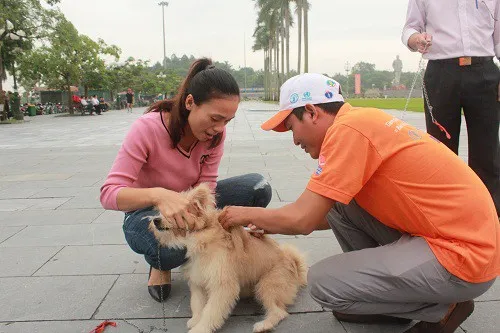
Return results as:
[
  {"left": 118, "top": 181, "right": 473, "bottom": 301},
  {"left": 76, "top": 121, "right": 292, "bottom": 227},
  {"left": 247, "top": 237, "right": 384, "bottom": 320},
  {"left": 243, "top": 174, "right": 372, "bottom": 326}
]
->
[
  {"left": 344, "top": 61, "right": 350, "bottom": 98},
  {"left": 158, "top": 1, "right": 169, "bottom": 69}
]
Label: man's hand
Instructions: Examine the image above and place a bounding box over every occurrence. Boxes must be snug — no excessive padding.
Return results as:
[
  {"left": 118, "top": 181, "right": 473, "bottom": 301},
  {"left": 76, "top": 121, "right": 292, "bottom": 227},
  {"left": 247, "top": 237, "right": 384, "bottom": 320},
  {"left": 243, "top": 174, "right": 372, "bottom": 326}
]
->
[
  {"left": 219, "top": 206, "right": 251, "bottom": 230},
  {"left": 408, "top": 32, "right": 432, "bottom": 54},
  {"left": 244, "top": 223, "right": 266, "bottom": 238}
]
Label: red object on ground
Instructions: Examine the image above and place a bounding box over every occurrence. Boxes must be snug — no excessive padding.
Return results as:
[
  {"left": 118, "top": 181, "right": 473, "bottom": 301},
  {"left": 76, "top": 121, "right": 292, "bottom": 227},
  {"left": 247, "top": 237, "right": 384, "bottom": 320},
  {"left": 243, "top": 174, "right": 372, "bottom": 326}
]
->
[{"left": 89, "top": 321, "right": 117, "bottom": 333}]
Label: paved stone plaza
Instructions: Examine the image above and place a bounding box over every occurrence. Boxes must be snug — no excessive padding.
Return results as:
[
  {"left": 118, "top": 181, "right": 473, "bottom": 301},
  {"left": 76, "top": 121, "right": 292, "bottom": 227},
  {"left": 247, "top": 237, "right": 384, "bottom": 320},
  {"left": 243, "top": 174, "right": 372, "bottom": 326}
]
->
[{"left": 0, "top": 102, "right": 497, "bottom": 333}]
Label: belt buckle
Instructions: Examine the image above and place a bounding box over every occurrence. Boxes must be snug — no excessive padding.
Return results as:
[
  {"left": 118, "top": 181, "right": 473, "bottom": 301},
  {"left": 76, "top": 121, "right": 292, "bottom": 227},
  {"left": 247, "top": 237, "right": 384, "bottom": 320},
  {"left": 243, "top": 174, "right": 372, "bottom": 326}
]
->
[{"left": 459, "top": 57, "right": 472, "bottom": 66}]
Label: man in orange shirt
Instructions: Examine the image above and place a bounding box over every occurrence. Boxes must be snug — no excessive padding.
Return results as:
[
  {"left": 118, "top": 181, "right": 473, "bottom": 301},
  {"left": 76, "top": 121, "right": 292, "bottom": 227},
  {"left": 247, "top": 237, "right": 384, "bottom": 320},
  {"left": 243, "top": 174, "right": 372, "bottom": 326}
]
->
[{"left": 220, "top": 73, "right": 499, "bottom": 333}]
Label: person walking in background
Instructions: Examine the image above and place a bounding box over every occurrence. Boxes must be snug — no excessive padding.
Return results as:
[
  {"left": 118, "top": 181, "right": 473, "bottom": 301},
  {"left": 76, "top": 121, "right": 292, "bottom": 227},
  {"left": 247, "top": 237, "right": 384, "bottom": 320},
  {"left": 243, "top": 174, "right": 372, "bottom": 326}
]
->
[
  {"left": 402, "top": 0, "right": 500, "bottom": 217},
  {"left": 126, "top": 88, "right": 134, "bottom": 113}
]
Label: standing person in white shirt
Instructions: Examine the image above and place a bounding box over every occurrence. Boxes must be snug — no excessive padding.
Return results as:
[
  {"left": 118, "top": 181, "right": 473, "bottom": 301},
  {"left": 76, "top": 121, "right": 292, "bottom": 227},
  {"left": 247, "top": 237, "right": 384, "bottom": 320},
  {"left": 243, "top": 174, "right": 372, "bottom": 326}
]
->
[{"left": 402, "top": 0, "right": 500, "bottom": 218}]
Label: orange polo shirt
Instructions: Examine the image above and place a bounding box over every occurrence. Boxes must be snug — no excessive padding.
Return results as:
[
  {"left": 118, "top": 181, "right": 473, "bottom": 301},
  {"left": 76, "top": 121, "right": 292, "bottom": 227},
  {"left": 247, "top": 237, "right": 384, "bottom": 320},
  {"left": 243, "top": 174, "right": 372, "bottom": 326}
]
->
[{"left": 307, "top": 103, "right": 499, "bottom": 283}]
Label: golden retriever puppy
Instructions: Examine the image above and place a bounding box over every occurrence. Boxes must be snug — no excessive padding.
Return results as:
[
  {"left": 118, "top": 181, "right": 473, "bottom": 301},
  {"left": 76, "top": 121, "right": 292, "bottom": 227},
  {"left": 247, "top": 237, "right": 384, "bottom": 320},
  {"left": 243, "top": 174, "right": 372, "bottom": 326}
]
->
[{"left": 149, "top": 183, "right": 307, "bottom": 333}]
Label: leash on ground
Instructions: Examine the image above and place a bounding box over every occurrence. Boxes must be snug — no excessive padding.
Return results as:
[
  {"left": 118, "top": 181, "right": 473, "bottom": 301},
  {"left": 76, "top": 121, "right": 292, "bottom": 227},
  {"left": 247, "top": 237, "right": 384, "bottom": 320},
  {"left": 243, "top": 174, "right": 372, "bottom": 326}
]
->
[
  {"left": 90, "top": 244, "right": 168, "bottom": 333},
  {"left": 402, "top": 42, "right": 451, "bottom": 139}
]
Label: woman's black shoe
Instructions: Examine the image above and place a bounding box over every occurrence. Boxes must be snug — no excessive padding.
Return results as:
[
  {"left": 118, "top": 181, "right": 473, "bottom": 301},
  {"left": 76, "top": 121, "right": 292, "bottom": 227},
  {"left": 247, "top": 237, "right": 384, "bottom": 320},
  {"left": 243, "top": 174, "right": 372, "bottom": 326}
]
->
[{"left": 148, "top": 266, "right": 171, "bottom": 303}]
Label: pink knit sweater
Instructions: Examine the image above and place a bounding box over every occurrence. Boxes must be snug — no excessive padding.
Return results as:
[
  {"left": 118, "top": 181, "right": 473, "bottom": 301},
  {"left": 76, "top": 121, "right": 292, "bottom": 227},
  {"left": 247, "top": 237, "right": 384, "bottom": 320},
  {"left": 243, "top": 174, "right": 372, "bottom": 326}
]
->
[{"left": 100, "top": 111, "right": 225, "bottom": 210}]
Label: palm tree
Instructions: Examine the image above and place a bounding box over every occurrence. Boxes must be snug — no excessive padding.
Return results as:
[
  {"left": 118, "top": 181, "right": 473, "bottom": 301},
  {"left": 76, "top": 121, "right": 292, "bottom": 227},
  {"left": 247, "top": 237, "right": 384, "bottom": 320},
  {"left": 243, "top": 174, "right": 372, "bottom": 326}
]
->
[
  {"left": 277, "top": 0, "right": 294, "bottom": 77},
  {"left": 303, "top": 0, "right": 310, "bottom": 73},
  {"left": 255, "top": 0, "right": 281, "bottom": 100},
  {"left": 253, "top": 23, "right": 271, "bottom": 100},
  {"left": 295, "top": 0, "right": 310, "bottom": 73}
]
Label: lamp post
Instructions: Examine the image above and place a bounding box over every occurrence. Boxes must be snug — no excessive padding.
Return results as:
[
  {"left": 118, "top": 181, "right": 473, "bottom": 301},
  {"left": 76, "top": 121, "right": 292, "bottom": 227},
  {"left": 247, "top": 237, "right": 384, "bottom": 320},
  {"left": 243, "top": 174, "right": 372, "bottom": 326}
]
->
[
  {"left": 158, "top": 2, "right": 169, "bottom": 69},
  {"left": 344, "top": 61, "right": 350, "bottom": 98}
]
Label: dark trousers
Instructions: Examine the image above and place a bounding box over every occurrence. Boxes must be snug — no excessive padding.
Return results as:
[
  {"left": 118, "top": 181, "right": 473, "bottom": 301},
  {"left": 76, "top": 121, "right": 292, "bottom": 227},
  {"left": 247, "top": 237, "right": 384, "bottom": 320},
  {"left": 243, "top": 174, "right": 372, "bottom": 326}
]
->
[
  {"left": 424, "top": 58, "right": 500, "bottom": 215},
  {"left": 122, "top": 173, "right": 272, "bottom": 271}
]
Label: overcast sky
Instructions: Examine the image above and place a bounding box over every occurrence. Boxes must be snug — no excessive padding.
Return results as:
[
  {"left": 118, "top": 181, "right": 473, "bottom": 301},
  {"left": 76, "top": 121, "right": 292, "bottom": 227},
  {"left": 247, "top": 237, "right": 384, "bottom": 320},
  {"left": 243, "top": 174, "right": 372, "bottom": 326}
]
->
[{"left": 5, "top": 0, "right": 424, "bottom": 90}]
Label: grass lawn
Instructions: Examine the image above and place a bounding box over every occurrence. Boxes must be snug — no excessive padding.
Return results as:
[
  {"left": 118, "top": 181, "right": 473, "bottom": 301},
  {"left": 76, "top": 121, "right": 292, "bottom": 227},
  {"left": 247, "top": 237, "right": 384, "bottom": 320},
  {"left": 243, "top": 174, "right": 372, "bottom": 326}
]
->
[
  {"left": 258, "top": 98, "right": 424, "bottom": 112},
  {"left": 346, "top": 98, "right": 424, "bottom": 112}
]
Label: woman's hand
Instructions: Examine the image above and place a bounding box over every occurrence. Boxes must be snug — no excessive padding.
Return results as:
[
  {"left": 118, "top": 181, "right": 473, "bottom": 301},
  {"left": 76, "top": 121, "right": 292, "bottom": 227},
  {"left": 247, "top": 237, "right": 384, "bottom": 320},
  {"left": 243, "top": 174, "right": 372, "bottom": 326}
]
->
[
  {"left": 152, "top": 188, "right": 195, "bottom": 230},
  {"left": 219, "top": 206, "right": 252, "bottom": 230}
]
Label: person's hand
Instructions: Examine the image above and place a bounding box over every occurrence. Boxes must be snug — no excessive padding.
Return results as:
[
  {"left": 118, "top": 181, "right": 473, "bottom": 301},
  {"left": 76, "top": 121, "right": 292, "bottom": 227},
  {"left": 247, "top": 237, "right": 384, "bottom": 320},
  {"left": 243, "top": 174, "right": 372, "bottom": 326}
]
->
[
  {"left": 409, "top": 32, "right": 432, "bottom": 54},
  {"left": 245, "top": 223, "right": 266, "bottom": 238},
  {"left": 219, "top": 206, "right": 251, "bottom": 230},
  {"left": 152, "top": 188, "right": 195, "bottom": 231}
]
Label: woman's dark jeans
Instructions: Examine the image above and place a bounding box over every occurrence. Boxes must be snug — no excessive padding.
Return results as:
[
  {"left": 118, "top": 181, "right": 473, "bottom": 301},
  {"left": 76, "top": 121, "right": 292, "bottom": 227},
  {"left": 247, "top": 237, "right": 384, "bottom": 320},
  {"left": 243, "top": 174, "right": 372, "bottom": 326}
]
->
[{"left": 122, "top": 173, "right": 272, "bottom": 271}]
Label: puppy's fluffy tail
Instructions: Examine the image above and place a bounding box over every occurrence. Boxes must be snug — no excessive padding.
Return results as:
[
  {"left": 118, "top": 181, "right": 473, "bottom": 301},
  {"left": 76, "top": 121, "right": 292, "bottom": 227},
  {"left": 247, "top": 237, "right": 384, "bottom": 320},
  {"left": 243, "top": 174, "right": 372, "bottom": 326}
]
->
[{"left": 280, "top": 244, "right": 308, "bottom": 286}]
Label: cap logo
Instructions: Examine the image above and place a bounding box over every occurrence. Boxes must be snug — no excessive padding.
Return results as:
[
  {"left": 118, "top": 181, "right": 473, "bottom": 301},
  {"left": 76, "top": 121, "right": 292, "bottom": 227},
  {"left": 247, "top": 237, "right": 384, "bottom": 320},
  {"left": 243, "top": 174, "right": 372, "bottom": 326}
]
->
[
  {"left": 290, "top": 93, "right": 299, "bottom": 104},
  {"left": 326, "top": 80, "right": 336, "bottom": 87},
  {"left": 302, "top": 91, "right": 312, "bottom": 101},
  {"left": 325, "top": 91, "right": 333, "bottom": 99}
]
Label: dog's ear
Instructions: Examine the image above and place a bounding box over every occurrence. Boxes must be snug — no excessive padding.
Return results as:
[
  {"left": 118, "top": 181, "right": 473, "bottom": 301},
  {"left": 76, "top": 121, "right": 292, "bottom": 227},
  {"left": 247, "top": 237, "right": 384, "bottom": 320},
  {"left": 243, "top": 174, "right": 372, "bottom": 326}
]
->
[{"left": 188, "top": 183, "right": 215, "bottom": 216}]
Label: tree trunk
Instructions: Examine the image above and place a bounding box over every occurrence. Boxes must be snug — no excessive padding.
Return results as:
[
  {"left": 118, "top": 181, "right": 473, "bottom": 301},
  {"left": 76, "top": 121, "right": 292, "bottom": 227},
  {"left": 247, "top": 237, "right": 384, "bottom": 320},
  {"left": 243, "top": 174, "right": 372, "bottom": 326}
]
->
[
  {"left": 12, "top": 93, "right": 23, "bottom": 120},
  {"left": 270, "top": 40, "right": 274, "bottom": 101},
  {"left": 67, "top": 80, "right": 74, "bottom": 115},
  {"left": 0, "top": 54, "right": 6, "bottom": 121},
  {"left": 281, "top": 21, "right": 285, "bottom": 82},
  {"left": 84, "top": 85, "right": 88, "bottom": 98},
  {"left": 285, "top": 9, "right": 290, "bottom": 76},
  {"left": 304, "top": 7, "right": 309, "bottom": 73},
  {"left": 297, "top": 8, "right": 302, "bottom": 74}
]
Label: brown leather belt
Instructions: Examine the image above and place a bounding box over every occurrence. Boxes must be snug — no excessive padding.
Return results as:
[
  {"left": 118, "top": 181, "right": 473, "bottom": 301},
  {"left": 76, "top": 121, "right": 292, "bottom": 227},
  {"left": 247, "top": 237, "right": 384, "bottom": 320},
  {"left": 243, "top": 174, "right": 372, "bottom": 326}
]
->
[{"left": 430, "top": 56, "right": 494, "bottom": 66}]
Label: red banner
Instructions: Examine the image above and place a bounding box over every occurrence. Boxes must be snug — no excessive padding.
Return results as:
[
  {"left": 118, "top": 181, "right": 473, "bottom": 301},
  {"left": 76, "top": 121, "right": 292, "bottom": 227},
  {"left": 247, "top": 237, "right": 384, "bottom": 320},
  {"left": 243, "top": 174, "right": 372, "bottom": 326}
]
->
[{"left": 354, "top": 74, "right": 361, "bottom": 95}]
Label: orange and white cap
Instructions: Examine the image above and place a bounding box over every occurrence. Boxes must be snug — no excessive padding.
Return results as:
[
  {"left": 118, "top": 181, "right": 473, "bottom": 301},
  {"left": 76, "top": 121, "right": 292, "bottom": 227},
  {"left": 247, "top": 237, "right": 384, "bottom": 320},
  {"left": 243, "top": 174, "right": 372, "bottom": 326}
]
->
[{"left": 261, "top": 73, "right": 344, "bottom": 132}]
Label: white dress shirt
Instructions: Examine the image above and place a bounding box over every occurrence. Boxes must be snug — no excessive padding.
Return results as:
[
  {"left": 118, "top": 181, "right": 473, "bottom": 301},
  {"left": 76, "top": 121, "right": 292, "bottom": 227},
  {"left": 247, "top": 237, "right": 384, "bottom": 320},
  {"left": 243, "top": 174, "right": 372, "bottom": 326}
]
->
[{"left": 402, "top": 0, "right": 500, "bottom": 59}]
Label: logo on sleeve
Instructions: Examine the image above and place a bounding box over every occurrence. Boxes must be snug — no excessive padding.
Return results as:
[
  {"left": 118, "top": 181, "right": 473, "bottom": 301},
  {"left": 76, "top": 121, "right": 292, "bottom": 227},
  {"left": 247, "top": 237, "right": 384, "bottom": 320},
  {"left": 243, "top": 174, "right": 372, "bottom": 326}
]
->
[
  {"left": 315, "top": 154, "right": 326, "bottom": 175},
  {"left": 319, "top": 154, "right": 326, "bottom": 166}
]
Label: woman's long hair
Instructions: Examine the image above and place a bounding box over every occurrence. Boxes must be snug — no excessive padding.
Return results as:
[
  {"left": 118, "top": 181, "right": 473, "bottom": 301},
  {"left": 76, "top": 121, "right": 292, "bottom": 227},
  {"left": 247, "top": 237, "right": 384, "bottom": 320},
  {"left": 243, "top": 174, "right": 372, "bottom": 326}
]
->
[{"left": 146, "top": 58, "right": 240, "bottom": 149}]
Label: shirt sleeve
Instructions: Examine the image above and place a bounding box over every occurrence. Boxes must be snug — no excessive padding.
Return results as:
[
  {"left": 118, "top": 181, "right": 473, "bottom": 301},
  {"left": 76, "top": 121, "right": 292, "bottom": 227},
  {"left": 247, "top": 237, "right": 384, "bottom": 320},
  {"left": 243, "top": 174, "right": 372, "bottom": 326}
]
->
[
  {"left": 194, "top": 129, "right": 226, "bottom": 192},
  {"left": 402, "top": 0, "right": 426, "bottom": 51},
  {"left": 100, "top": 118, "right": 151, "bottom": 210},
  {"left": 495, "top": 0, "right": 500, "bottom": 58},
  {"left": 306, "top": 125, "right": 382, "bottom": 204}
]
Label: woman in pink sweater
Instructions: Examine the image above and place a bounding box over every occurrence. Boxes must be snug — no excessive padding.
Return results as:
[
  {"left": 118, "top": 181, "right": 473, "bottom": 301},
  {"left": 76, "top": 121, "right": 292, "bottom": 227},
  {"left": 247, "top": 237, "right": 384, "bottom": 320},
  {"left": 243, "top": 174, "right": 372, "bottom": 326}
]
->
[{"left": 100, "top": 58, "right": 272, "bottom": 302}]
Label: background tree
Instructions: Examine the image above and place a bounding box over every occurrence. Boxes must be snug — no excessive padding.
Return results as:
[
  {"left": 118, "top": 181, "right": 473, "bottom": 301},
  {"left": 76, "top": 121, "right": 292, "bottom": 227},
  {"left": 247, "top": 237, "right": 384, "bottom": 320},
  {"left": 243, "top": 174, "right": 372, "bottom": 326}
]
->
[
  {"left": 17, "top": 17, "right": 119, "bottom": 114},
  {"left": 0, "top": 0, "right": 61, "bottom": 93},
  {"left": 80, "top": 37, "right": 120, "bottom": 97}
]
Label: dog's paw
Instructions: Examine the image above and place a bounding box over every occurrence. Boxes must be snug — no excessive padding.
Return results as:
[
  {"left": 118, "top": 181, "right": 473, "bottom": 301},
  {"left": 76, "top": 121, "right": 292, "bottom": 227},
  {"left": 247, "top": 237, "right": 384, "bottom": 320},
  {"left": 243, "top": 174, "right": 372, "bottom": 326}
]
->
[
  {"left": 187, "top": 316, "right": 200, "bottom": 329},
  {"left": 253, "top": 321, "right": 274, "bottom": 333}
]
